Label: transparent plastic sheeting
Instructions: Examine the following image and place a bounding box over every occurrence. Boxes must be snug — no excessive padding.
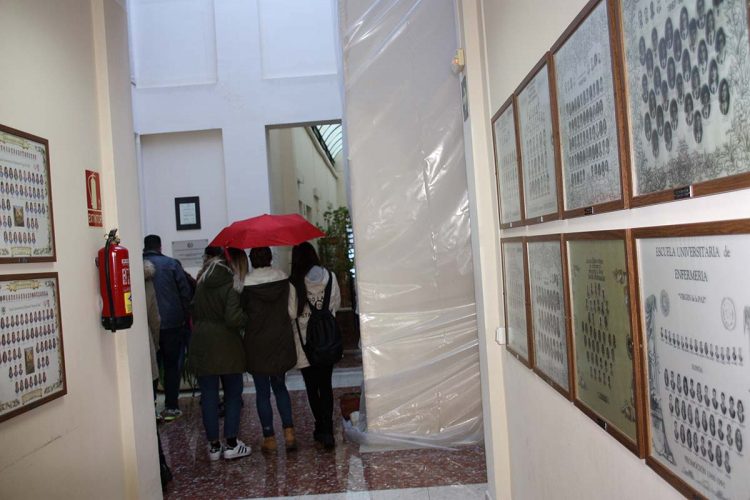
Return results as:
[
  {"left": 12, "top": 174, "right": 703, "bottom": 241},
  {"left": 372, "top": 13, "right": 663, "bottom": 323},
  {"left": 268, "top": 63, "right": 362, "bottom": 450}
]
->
[{"left": 339, "top": 0, "right": 483, "bottom": 449}]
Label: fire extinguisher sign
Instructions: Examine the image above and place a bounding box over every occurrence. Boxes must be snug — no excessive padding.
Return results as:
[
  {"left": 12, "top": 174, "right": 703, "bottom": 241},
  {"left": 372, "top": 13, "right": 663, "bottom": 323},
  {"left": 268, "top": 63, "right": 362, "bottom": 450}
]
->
[{"left": 86, "top": 170, "right": 103, "bottom": 227}]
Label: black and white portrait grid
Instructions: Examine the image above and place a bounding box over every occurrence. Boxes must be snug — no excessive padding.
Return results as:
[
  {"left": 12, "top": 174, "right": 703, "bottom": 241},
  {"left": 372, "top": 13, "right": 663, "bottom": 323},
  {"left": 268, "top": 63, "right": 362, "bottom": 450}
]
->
[
  {"left": 528, "top": 240, "right": 570, "bottom": 391},
  {"left": 568, "top": 238, "right": 638, "bottom": 442},
  {"left": 0, "top": 128, "right": 54, "bottom": 261},
  {"left": 518, "top": 64, "right": 559, "bottom": 220},
  {"left": 621, "top": 0, "right": 750, "bottom": 196},
  {"left": 554, "top": 0, "right": 623, "bottom": 211},
  {"left": 503, "top": 241, "right": 530, "bottom": 360},
  {"left": 637, "top": 233, "right": 749, "bottom": 498},
  {"left": 494, "top": 104, "right": 522, "bottom": 225},
  {"left": 0, "top": 274, "right": 66, "bottom": 422}
]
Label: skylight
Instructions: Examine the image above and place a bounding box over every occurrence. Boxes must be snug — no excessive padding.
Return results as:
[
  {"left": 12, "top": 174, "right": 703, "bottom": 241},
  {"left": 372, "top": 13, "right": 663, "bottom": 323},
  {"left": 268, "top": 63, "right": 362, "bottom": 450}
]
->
[{"left": 312, "top": 123, "right": 343, "bottom": 164}]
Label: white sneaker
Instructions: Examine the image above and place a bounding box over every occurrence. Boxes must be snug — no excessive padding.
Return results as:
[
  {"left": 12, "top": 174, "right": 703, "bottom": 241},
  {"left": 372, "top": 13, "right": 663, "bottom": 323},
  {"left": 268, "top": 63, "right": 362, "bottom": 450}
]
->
[
  {"left": 208, "top": 443, "right": 223, "bottom": 462},
  {"left": 223, "top": 440, "right": 251, "bottom": 460}
]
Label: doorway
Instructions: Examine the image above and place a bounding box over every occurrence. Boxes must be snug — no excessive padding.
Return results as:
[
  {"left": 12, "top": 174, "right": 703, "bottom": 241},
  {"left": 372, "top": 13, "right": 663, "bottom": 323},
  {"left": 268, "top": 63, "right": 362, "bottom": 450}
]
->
[{"left": 265, "top": 121, "right": 360, "bottom": 368}]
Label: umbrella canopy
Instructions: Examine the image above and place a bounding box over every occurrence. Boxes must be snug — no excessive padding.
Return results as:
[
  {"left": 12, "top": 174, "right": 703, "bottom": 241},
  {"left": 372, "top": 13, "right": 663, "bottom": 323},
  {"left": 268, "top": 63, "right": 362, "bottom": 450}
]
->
[{"left": 210, "top": 213, "right": 325, "bottom": 248}]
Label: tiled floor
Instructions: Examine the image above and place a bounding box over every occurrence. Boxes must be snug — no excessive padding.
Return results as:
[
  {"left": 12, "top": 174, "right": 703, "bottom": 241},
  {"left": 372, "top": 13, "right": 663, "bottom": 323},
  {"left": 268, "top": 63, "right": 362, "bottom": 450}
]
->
[
  {"left": 159, "top": 381, "right": 487, "bottom": 499},
  {"left": 255, "top": 483, "right": 488, "bottom": 499}
]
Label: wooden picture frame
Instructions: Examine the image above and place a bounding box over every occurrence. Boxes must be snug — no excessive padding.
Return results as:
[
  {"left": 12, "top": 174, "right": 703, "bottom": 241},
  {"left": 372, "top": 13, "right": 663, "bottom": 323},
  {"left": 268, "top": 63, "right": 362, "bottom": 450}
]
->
[
  {"left": 632, "top": 219, "right": 750, "bottom": 499},
  {"left": 0, "top": 273, "right": 67, "bottom": 423},
  {"left": 527, "top": 234, "right": 573, "bottom": 399},
  {"left": 563, "top": 230, "right": 645, "bottom": 456},
  {"left": 614, "top": 0, "right": 750, "bottom": 208},
  {"left": 501, "top": 237, "right": 533, "bottom": 366},
  {"left": 0, "top": 124, "right": 56, "bottom": 263},
  {"left": 515, "top": 53, "right": 564, "bottom": 225},
  {"left": 492, "top": 97, "right": 525, "bottom": 228},
  {"left": 551, "top": 0, "right": 631, "bottom": 218},
  {"left": 174, "top": 196, "right": 201, "bottom": 231}
]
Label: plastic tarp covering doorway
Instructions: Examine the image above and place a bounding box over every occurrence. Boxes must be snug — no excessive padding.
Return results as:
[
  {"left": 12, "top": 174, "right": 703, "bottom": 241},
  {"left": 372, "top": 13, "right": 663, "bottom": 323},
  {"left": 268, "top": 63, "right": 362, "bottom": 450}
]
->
[{"left": 339, "top": 0, "right": 482, "bottom": 448}]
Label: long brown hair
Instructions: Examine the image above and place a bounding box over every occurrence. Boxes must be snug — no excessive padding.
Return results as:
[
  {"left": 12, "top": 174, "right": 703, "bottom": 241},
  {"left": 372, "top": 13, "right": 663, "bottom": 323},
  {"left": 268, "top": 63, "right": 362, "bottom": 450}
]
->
[{"left": 290, "top": 242, "right": 321, "bottom": 316}]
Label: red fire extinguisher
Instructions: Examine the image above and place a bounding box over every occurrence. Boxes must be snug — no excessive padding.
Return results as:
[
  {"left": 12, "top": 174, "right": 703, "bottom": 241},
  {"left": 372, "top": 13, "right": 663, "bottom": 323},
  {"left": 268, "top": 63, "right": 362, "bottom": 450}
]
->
[{"left": 96, "top": 228, "right": 133, "bottom": 332}]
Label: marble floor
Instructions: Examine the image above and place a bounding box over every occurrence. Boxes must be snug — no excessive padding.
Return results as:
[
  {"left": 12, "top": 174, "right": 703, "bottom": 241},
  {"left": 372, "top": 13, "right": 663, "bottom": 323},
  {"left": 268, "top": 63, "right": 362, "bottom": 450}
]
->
[{"left": 159, "top": 380, "right": 487, "bottom": 499}]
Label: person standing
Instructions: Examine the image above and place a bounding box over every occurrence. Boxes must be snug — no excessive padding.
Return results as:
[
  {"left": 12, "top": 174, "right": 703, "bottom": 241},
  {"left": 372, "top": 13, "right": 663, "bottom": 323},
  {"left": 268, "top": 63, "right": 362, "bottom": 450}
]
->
[
  {"left": 189, "top": 248, "right": 251, "bottom": 460},
  {"left": 290, "top": 242, "right": 341, "bottom": 449},
  {"left": 144, "top": 259, "right": 172, "bottom": 488},
  {"left": 242, "top": 247, "right": 298, "bottom": 452},
  {"left": 143, "top": 260, "right": 161, "bottom": 409},
  {"left": 143, "top": 235, "right": 194, "bottom": 421}
]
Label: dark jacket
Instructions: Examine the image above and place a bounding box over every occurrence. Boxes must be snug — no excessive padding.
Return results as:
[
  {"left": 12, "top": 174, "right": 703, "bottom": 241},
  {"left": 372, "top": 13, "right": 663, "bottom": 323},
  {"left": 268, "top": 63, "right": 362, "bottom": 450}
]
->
[
  {"left": 188, "top": 261, "right": 247, "bottom": 376},
  {"left": 143, "top": 250, "right": 193, "bottom": 329},
  {"left": 241, "top": 279, "right": 297, "bottom": 375}
]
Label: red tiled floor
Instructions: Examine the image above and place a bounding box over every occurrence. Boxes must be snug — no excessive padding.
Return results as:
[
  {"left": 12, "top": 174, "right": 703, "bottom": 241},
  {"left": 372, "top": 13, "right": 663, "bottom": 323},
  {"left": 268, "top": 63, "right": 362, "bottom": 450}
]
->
[{"left": 159, "top": 387, "right": 486, "bottom": 499}]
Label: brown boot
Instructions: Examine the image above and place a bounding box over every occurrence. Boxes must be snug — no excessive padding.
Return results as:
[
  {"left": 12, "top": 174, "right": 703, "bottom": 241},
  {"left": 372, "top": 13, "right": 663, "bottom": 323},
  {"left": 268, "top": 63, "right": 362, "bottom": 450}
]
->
[
  {"left": 284, "top": 427, "right": 297, "bottom": 451},
  {"left": 261, "top": 435, "right": 277, "bottom": 452}
]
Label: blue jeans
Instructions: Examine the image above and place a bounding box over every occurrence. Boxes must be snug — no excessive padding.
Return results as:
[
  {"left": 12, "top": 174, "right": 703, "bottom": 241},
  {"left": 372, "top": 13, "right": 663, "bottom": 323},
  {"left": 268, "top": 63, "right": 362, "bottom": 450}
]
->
[
  {"left": 159, "top": 327, "right": 184, "bottom": 409},
  {"left": 197, "top": 373, "right": 244, "bottom": 442},
  {"left": 252, "top": 374, "right": 294, "bottom": 437}
]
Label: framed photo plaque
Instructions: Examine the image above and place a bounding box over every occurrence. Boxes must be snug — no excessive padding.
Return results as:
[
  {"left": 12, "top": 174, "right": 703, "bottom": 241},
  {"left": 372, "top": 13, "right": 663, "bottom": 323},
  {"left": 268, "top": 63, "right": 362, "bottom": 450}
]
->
[
  {"left": 527, "top": 235, "right": 573, "bottom": 397},
  {"left": 492, "top": 98, "right": 524, "bottom": 228},
  {"left": 516, "top": 55, "right": 562, "bottom": 224},
  {"left": 552, "top": 0, "right": 629, "bottom": 217},
  {"left": 565, "top": 231, "right": 645, "bottom": 455},
  {"left": 502, "top": 237, "right": 532, "bottom": 366},
  {"left": 0, "top": 124, "right": 56, "bottom": 263},
  {"left": 633, "top": 220, "right": 750, "bottom": 498},
  {"left": 616, "top": 0, "right": 750, "bottom": 206},
  {"left": 175, "top": 196, "right": 201, "bottom": 231},
  {"left": 0, "top": 273, "right": 66, "bottom": 423}
]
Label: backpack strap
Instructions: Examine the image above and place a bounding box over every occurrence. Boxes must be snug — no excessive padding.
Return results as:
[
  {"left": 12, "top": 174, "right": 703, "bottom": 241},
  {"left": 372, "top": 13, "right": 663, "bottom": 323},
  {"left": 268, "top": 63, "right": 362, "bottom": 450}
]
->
[{"left": 295, "top": 318, "right": 305, "bottom": 347}]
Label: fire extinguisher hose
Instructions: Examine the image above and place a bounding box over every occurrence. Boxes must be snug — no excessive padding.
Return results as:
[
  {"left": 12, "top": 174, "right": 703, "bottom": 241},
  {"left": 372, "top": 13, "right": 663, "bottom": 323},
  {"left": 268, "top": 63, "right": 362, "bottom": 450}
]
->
[{"left": 104, "top": 229, "right": 117, "bottom": 332}]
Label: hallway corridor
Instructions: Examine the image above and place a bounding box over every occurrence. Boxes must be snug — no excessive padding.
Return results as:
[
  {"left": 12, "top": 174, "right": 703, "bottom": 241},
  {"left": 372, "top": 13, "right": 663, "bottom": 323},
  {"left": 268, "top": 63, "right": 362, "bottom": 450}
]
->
[{"left": 159, "top": 386, "right": 487, "bottom": 499}]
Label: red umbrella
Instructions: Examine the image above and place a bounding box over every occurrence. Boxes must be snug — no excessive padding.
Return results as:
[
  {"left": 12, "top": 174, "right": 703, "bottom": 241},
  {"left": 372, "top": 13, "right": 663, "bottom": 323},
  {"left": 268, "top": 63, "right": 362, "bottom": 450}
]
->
[{"left": 210, "top": 213, "right": 325, "bottom": 248}]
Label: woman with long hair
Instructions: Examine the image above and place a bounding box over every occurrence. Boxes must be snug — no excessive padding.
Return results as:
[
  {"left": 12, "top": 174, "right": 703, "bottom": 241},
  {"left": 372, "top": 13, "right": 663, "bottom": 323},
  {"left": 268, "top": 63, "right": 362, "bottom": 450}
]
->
[
  {"left": 189, "top": 248, "right": 251, "bottom": 461},
  {"left": 290, "top": 242, "right": 341, "bottom": 449},
  {"left": 242, "top": 247, "right": 298, "bottom": 452}
]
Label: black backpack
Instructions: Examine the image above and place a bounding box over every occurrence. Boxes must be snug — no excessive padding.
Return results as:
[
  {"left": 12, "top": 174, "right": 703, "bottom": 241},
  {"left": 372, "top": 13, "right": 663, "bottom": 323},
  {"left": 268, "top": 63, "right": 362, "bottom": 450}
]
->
[{"left": 296, "top": 271, "right": 343, "bottom": 366}]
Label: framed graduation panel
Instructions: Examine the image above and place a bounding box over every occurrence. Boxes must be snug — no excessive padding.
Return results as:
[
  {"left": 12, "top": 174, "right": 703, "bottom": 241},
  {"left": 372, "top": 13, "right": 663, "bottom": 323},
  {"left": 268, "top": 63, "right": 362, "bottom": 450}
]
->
[
  {"left": 501, "top": 237, "right": 533, "bottom": 366},
  {"left": 527, "top": 235, "right": 573, "bottom": 398},
  {"left": 492, "top": 97, "right": 524, "bottom": 228},
  {"left": 552, "top": 0, "right": 630, "bottom": 218},
  {"left": 616, "top": 0, "right": 750, "bottom": 207},
  {"left": 0, "top": 124, "right": 56, "bottom": 263},
  {"left": 564, "top": 231, "right": 645, "bottom": 455},
  {"left": 516, "top": 54, "right": 562, "bottom": 224},
  {"left": 633, "top": 220, "right": 750, "bottom": 499},
  {"left": 0, "top": 273, "right": 66, "bottom": 423}
]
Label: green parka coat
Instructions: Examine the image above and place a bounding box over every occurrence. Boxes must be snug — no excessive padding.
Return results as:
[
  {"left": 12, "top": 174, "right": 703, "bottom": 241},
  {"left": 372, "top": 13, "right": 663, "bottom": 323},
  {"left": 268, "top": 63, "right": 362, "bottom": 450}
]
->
[{"left": 188, "top": 261, "right": 247, "bottom": 376}]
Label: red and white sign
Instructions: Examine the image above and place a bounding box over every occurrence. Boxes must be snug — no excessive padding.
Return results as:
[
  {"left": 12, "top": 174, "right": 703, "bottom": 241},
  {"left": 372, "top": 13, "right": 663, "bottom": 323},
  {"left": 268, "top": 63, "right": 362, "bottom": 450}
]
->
[{"left": 86, "top": 170, "right": 103, "bottom": 227}]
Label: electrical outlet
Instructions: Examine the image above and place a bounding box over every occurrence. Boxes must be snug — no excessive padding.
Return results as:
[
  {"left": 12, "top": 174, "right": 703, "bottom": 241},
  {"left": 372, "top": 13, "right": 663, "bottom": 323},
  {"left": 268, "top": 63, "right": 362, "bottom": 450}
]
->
[{"left": 495, "top": 326, "right": 506, "bottom": 345}]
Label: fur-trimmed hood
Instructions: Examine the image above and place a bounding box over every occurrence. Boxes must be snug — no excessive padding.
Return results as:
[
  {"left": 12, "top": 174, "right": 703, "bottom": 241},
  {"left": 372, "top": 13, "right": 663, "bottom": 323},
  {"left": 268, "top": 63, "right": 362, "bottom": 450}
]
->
[{"left": 143, "top": 259, "right": 156, "bottom": 281}]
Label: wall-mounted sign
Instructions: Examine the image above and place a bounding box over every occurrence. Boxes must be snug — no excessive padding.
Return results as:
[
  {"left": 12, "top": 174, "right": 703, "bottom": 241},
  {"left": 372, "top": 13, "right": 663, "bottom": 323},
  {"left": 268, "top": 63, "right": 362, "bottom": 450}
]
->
[
  {"left": 172, "top": 239, "right": 208, "bottom": 269},
  {"left": 175, "top": 196, "right": 200, "bottom": 231},
  {"left": 86, "top": 170, "right": 102, "bottom": 227}
]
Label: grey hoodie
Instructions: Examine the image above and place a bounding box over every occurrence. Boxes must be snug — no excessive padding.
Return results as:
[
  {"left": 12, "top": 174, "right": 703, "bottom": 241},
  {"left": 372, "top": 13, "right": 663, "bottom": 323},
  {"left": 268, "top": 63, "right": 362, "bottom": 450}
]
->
[{"left": 292, "top": 266, "right": 341, "bottom": 369}]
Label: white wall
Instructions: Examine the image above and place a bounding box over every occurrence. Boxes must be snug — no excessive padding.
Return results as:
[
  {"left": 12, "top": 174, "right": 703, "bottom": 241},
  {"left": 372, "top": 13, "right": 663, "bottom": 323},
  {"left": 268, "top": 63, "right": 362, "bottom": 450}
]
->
[
  {"left": 129, "top": 0, "right": 343, "bottom": 250},
  {"left": 463, "top": 0, "right": 750, "bottom": 498},
  {"left": 140, "top": 129, "right": 227, "bottom": 271},
  {"left": 0, "top": 0, "right": 159, "bottom": 498}
]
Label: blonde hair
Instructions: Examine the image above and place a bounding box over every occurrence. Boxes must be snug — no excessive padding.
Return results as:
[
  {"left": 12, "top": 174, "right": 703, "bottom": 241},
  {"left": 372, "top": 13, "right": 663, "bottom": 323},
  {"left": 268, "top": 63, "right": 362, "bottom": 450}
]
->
[{"left": 226, "top": 247, "right": 248, "bottom": 291}]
